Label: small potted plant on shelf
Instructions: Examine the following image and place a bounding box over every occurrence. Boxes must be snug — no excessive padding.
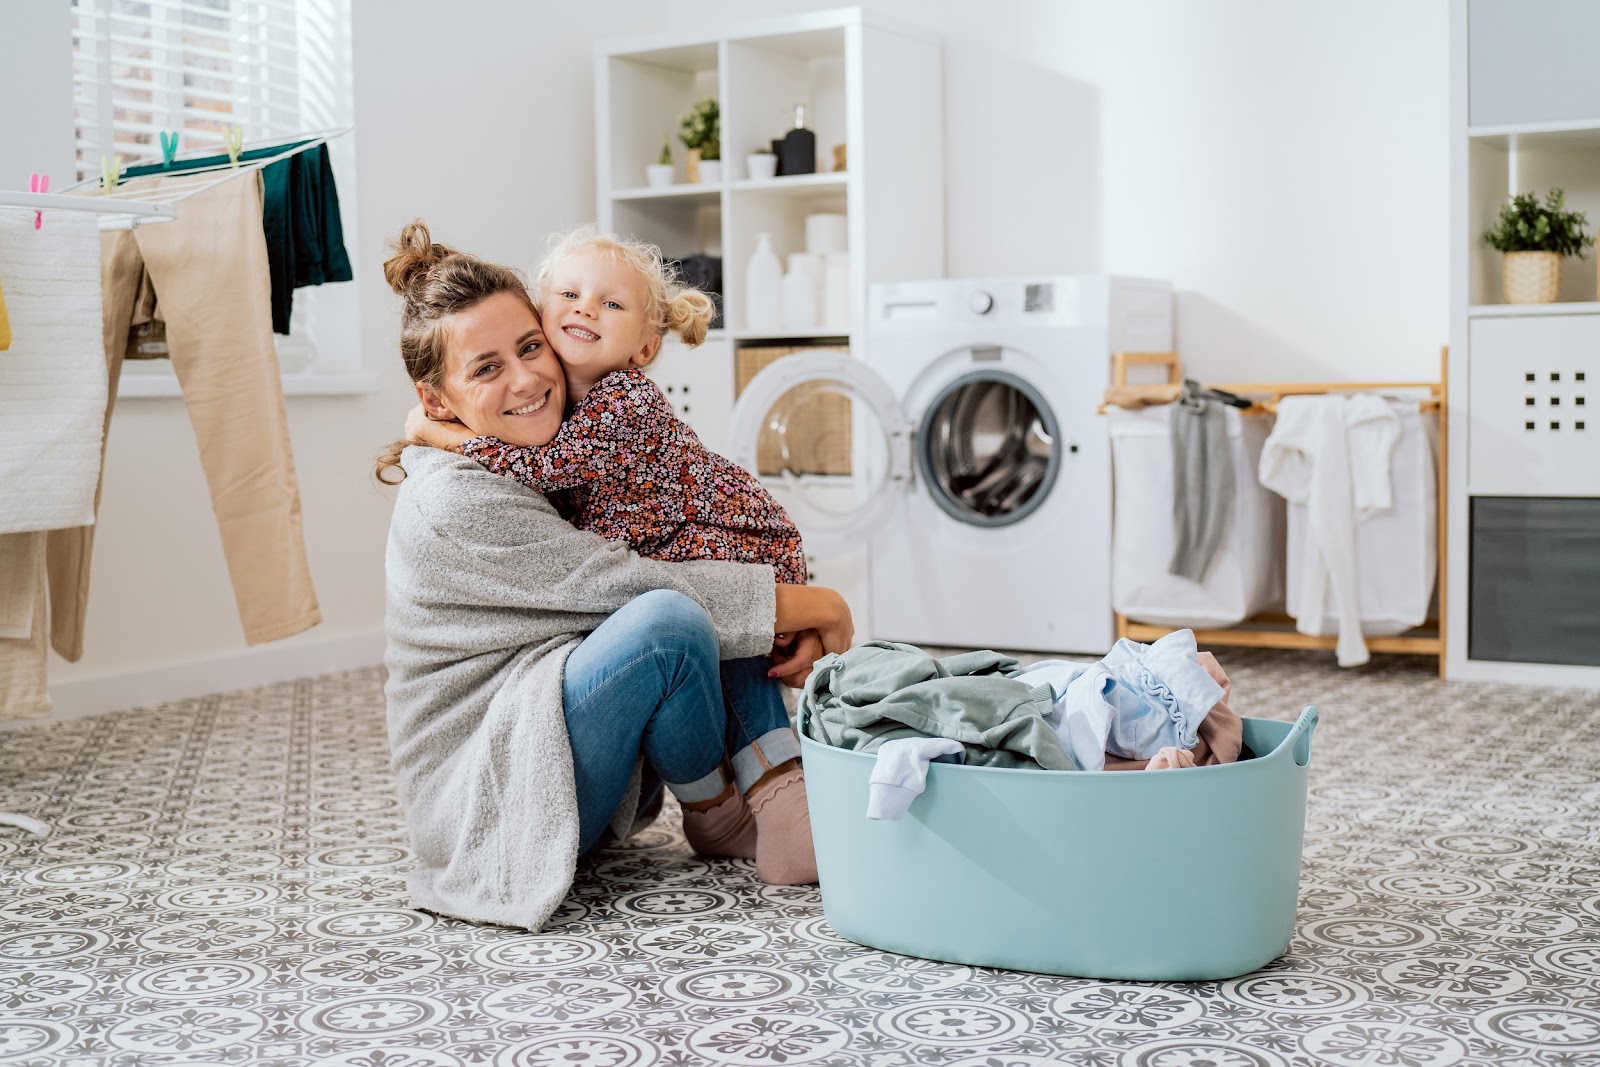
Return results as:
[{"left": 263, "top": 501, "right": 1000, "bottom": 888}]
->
[
  {"left": 1483, "top": 188, "right": 1595, "bottom": 304},
  {"left": 679, "top": 97, "right": 720, "bottom": 183},
  {"left": 646, "top": 139, "right": 674, "bottom": 189},
  {"left": 745, "top": 146, "right": 777, "bottom": 181}
]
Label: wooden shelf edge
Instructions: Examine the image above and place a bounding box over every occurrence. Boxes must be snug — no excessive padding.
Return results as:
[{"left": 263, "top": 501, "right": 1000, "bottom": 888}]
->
[{"left": 1119, "top": 618, "right": 1443, "bottom": 657}]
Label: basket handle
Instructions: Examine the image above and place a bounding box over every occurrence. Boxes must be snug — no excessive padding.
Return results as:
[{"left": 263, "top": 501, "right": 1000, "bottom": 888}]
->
[{"left": 1287, "top": 705, "right": 1319, "bottom": 768}]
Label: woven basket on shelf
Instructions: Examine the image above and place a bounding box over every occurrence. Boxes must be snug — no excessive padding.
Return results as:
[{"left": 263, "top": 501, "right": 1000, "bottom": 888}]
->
[
  {"left": 1502, "top": 250, "right": 1562, "bottom": 304},
  {"left": 734, "top": 344, "right": 853, "bottom": 477}
]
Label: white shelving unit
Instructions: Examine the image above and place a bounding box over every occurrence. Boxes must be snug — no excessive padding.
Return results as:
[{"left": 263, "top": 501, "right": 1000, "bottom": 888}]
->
[
  {"left": 595, "top": 7, "right": 943, "bottom": 607},
  {"left": 1447, "top": 0, "right": 1600, "bottom": 685}
]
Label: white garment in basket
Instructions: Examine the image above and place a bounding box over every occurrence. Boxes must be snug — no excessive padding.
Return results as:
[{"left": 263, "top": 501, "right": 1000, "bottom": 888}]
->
[
  {"left": 1258, "top": 395, "right": 1403, "bottom": 667},
  {"left": 0, "top": 211, "right": 107, "bottom": 534}
]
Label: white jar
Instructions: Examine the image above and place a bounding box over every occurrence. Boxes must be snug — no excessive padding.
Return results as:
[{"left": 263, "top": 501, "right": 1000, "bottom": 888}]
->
[
  {"left": 745, "top": 234, "right": 782, "bottom": 332},
  {"left": 746, "top": 153, "right": 778, "bottom": 180},
  {"left": 782, "top": 254, "right": 818, "bottom": 331},
  {"left": 823, "top": 251, "right": 851, "bottom": 330}
]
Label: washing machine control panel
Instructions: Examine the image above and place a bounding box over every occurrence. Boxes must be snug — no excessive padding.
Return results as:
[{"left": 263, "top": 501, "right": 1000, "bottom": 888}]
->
[{"left": 968, "top": 290, "right": 994, "bottom": 315}]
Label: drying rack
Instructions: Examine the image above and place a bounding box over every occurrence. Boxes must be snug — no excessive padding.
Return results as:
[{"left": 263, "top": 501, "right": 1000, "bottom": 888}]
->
[
  {"left": 0, "top": 127, "right": 351, "bottom": 231},
  {"left": 1101, "top": 348, "right": 1449, "bottom": 677}
]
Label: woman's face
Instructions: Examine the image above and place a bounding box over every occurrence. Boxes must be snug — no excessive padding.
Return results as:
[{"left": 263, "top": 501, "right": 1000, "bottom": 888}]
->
[{"left": 418, "top": 290, "right": 566, "bottom": 448}]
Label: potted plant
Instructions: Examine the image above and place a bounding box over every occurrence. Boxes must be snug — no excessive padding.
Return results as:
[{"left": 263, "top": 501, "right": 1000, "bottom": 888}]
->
[
  {"left": 679, "top": 97, "right": 720, "bottom": 183},
  {"left": 1483, "top": 188, "right": 1595, "bottom": 304},
  {"left": 646, "top": 138, "right": 674, "bottom": 189},
  {"left": 745, "top": 146, "right": 777, "bottom": 181}
]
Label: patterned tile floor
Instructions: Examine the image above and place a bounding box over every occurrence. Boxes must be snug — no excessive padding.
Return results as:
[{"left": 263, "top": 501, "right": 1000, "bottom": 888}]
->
[{"left": 1, "top": 650, "right": 1598, "bottom": 1067}]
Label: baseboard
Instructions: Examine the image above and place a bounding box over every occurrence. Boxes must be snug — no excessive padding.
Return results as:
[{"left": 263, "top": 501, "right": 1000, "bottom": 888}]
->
[{"left": 19, "top": 628, "right": 387, "bottom": 728}]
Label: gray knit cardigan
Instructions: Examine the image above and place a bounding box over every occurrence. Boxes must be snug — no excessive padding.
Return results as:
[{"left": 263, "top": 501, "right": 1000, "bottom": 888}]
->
[{"left": 383, "top": 446, "right": 776, "bottom": 930}]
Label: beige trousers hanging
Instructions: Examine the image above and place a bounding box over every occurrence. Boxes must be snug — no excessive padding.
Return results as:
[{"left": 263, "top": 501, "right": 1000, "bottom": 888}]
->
[{"left": 47, "top": 174, "right": 320, "bottom": 657}]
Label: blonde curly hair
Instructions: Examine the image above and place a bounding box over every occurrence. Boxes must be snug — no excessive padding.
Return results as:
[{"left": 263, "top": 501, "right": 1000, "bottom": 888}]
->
[{"left": 535, "top": 225, "right": 716, "bottom": 347}]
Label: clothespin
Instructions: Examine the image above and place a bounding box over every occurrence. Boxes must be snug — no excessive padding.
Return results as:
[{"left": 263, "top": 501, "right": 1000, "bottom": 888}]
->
[
  {"left": 160, "top": 131, "right": 180, "bottom": 168},
  {"left": 100, "top": 155, "right": 122, "bottom": 194},
  {"left": 223, "top": 125, "right": 244, "bottom": 168},
  {"left": 29, "top": 173, "right": 48, "bottom": 229}
]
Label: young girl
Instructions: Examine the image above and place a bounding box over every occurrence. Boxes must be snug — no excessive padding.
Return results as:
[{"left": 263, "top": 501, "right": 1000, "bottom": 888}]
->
[{"left": 408, "top": 227, "right": 810, "bottom": 600}]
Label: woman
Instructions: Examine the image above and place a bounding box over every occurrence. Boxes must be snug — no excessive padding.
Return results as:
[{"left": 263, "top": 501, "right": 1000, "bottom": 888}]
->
[{"left": 378, "top": 223, "right": 852, "bottom": 930}]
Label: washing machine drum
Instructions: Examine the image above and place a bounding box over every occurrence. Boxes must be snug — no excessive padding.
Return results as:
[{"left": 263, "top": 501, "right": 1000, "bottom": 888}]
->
[
  {"left": 728, "top": 352, "right": 1066, "bottom": 558},
  {"left": 918, "top": 369, "right": 1061, "bottom": 527}
]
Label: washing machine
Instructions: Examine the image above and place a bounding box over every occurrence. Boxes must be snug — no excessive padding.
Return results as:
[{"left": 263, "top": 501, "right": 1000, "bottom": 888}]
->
[{"left": 728, "top": 275, "right": 1172, "bottom": 654}]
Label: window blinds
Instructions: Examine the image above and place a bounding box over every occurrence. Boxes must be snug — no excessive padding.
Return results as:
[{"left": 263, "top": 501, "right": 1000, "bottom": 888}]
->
[{"left": 71, "top": 0, "right": 305, "bottom": 181}]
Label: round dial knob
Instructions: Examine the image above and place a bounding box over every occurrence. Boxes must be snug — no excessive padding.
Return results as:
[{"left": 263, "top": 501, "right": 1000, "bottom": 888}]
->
[{"left": 968, "top": 290, "right": 994, "bottom": 315}]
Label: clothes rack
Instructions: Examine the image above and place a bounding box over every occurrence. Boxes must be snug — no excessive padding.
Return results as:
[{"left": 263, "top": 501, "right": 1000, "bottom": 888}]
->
[
  {"left": 1101, "top": 348, "right": 1449, "bottom": 677},
  {"left": 51, "top": 126, "right": 351, "bottom": 229}
]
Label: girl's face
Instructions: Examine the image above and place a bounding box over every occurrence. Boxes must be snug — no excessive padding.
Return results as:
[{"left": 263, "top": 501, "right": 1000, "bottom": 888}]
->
[
  {"left": 418, "top": 290, "right": 565, "bottom": 448},
  {"left": 541, "top": 247, "right": 661, "bottom": 390}
]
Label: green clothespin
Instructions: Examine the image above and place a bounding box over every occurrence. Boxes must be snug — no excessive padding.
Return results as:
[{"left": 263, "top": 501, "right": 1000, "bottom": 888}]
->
[
  {"left": 223, "top": 125, "right": 244, "bottom": 167},
  {"left": 100, "top": 154, "right": 123, "bottom": 193},
  {"left": 160, "top": 131, "right": 180, "bottom": 167}
]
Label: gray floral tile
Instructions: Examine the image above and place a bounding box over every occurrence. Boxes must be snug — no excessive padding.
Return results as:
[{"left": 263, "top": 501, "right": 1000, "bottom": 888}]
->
[{"left": 1, "top": 653, "right": 1598, "bottom": 1066}]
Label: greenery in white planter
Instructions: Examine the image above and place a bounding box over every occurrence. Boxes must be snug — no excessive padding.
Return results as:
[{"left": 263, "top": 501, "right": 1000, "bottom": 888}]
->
[
  {"left": 1483, "top": 188, "right": 1595, "bottom": 259},
  {"left": 658, "top": 139, "right": 672, "bottom": 166},
  {"left": 679, "top": 98, "right": 720, "bottom": 161}
]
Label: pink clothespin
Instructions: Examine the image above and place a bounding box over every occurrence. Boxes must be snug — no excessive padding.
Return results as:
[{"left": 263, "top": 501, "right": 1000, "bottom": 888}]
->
[{"left": 30, "top": 174, "right": 48, "bottom": 229}]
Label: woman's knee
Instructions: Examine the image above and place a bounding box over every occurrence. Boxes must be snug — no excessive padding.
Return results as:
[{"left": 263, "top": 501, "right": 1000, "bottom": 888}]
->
[{"left": 625, "top": 589, "right": 718, "bottom": 662}]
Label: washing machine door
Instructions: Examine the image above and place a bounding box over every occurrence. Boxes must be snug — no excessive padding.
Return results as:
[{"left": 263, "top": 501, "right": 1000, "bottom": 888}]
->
[{"left": 727, "top": 350, "right": 913, "bottom": 558}]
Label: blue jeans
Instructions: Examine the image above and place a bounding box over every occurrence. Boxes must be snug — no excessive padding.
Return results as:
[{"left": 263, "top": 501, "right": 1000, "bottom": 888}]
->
[{"left": 562, "top": 590, "right": 799, "bottom": 855}]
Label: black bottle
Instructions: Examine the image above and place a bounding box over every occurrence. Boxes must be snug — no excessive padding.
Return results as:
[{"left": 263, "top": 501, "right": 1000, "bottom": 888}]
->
[{"left": 779, "top": 104, "right": 816, "bottom": 176}]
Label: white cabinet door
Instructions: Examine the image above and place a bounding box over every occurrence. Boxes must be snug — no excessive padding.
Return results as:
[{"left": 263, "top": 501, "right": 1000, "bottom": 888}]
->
[
  {"left": 1468, "top": 314, "right": 1600, "bottom": 494},
  {"left": 1468, "top": 0, "right": 1600, "bottom": 127},
  {"left": 646, "top": 338, "right": 736, "bottom": 458}
]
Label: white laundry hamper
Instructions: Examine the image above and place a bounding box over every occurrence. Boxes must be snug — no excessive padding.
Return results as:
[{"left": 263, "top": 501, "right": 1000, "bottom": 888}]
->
[
  {"left": 1284, "top": 406, "right": 1438, "bottom": 636},
  {"left": 1108, "top": 404, "right": 1284, "bottom": 629}
]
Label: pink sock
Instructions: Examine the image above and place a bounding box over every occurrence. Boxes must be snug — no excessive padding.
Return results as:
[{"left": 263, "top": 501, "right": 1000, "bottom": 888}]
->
[
  {"left": 680, "top": 785, "right": 758, "bottom": 860},
  {"left": 746, "top": 764, "right": 817, "bottom": 885}
]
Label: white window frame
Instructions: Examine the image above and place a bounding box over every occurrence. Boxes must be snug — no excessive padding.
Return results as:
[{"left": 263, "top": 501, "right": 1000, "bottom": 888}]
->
[{"left": 71, "top": 0, "right": 371, "bottom": 398}]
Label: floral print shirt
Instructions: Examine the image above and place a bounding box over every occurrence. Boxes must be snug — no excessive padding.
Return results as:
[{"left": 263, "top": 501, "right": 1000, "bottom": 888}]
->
[{"left": 460, "top": 368, "right": 807, "bottom": 584}]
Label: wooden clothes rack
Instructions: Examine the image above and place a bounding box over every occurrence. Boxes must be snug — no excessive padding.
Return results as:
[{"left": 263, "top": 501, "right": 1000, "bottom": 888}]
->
[{"left": 1103, "top": 348, "right": 1449, "bottom": 677}]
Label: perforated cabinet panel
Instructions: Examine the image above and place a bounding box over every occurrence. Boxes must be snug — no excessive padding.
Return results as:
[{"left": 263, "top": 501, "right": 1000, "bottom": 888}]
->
[{"left": 1468, "top": 315, "right": 1600, "bottom": 495}]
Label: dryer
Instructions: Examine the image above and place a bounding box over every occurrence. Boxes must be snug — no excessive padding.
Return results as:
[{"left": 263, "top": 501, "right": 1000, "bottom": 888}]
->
[{"left": 728, "top": 275, "right": 1172, "bottom": 654}]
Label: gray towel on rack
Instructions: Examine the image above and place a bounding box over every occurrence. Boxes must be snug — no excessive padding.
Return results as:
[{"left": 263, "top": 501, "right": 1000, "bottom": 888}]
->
[{"left": 1168, "top": 384, "right": 1235, "bottom": 582}]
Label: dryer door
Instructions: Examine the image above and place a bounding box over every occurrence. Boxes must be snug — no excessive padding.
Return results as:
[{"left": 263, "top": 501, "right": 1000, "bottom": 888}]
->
[{"left": 727, "top": 350, "right": 913, "bottom": 559}]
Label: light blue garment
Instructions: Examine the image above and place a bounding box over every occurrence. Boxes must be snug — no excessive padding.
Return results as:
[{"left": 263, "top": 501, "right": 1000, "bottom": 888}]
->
[
  {"left": 1013, "top": 629, "right": 1223, "bottom": 768},
  {"left": 867, "top": 737, "right": 966, "bottom": 821}
]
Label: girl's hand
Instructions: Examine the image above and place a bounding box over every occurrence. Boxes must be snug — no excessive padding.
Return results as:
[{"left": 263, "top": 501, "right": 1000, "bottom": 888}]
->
[
  {"left": 405, "top": 404, "right": 475, "bottom": 451},
  {"left": 769, "top": 629, "right": 825, "bottom": 688}
]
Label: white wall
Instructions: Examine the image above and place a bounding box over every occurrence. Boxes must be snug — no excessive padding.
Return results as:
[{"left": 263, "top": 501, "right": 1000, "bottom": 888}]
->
[{"left": 20, "top": 0, "right": 1449, "bottom": 712}]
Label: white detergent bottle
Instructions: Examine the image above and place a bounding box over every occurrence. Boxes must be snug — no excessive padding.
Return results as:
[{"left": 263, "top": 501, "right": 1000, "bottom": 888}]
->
[
  {"left": 781, "top": 253, "right": 818, "bottom": 331},
  {"left": 745, "top": 233, "right": 782, "bottom": 331}
]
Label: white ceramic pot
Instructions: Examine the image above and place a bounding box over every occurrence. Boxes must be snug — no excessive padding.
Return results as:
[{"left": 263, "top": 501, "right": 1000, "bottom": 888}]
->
[
  {"left": 645, "top": 164, "right": 674, "bottom": 189},
  {"left": 746, "top": 153, "right": 778, "bottom": 180},
  {"left": 699, "top": 159, "right": 723, "bottom": 184}
]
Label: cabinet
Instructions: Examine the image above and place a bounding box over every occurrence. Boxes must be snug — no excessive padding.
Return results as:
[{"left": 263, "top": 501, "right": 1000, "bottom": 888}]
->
[
  {"left": 596, "top": 8, "right": 943, "bottom": 625},
  {"left": 1448, "top": 0, "right": 1600, "bottom": 684},
  {"left": 596, "top": 8, "right": 942, "bottom": 423}
]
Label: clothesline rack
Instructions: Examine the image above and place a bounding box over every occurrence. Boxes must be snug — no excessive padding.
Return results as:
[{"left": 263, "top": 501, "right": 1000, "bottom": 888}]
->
[
  {"left": 1101, "top": 348, "right": 1449, "bottom": 677},
  {"left": 1, "top": 127, "right": 351, "bottom": 232}
]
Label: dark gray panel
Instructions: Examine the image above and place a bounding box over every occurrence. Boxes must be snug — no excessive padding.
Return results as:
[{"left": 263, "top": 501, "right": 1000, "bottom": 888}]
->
[
  {"left": 1470, "top": 496, "right": 1600, "bottom": 665},
  {"left": 1469, "top": 0, "right": 1600, "bottom": 126}
]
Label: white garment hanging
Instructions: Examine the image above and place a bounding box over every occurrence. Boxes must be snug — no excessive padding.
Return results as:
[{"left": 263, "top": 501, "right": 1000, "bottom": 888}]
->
[{"left": 1258, "top": 395, "right": 1399, "bottom": 667}]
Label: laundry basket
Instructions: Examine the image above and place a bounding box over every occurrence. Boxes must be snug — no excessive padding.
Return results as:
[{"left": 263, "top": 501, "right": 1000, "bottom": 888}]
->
[
  {"left": 1283, "top": 406, "right": 1438, "bottom": 635},
  {"left": 801, "top": 707, "right": 1318, "bottom": 981},
  {"left": 1108, "top": 403, "right": 1284, "bottom": 629}
]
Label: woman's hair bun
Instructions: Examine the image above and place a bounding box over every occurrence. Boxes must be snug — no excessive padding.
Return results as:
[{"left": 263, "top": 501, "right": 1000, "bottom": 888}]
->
[{"left": 383, "top": 219, "right": 458, "bottom": 296}]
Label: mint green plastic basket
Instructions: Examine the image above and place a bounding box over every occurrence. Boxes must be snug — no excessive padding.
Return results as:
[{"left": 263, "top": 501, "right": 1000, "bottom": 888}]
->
[{"left": 800, "top": 707, "right": 1318, "bottom": 981}]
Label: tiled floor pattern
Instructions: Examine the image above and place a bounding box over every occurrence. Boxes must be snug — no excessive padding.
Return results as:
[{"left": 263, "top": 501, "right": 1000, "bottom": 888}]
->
[{"left": 1, "top": 650, "right": 1598, "bottom": 1066}]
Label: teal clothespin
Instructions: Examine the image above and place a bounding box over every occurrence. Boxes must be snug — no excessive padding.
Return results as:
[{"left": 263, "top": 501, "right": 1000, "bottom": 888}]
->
[
  {"left": 160, "top": 131, "right": 180, "bottom": 168},
  {"left": 100, "top": 154, "right": 123, "bottom": 193},
  {"left": 223, "top": 124, "right": 244, "bottom": 168}
]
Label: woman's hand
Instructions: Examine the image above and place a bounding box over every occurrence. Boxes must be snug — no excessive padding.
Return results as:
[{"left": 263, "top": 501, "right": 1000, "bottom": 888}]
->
[
  {"left": 769, "top": 629, "right": 825, "bottom": 688},
  {"left": 773, "top": 585, "right": 854, "bottom": 656},
  {"left": 405, "top": 404, "right": 475, "bottom": 451}
]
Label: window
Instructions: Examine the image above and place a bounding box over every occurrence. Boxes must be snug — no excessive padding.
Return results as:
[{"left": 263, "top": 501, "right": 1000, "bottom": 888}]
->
[{"left": 69, "top": 0, "right": 368, "bottom": 396}]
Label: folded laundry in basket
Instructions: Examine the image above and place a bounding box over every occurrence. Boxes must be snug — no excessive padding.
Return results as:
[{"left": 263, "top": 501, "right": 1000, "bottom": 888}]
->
[{"left": 1015, "top": 629, "right": 1224, "bottom": 771}]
